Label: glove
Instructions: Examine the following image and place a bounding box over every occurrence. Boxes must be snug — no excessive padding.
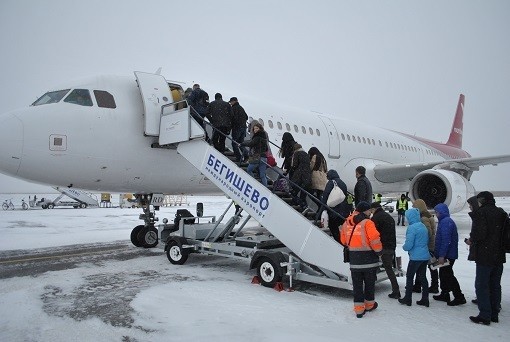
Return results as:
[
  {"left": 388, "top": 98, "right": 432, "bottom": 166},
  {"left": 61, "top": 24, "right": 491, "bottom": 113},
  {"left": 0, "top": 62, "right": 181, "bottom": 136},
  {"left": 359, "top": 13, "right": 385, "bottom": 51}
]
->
[{"left": 438, "top": 257, "right": 445, "bottom": 265}]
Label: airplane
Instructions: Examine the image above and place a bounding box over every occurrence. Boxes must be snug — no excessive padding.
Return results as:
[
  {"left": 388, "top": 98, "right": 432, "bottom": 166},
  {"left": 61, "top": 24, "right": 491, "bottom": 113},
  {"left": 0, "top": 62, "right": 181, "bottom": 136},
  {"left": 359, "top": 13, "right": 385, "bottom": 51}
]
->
[{"left": 1, "top": 71, "right": 509, "bottom": 220}]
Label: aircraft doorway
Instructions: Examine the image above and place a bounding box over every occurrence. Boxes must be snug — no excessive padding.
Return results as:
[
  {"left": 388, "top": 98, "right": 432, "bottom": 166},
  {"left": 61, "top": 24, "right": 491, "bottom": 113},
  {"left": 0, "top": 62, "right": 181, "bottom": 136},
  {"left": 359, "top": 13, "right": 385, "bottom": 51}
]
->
[{"left": 318, "top": 116, "right": 340, "bottom": 159}]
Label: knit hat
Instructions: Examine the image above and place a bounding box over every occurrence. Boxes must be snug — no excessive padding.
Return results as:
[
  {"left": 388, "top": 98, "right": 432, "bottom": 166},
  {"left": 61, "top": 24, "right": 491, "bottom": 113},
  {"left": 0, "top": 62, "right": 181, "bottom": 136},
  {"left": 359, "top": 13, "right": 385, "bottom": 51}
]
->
[
  {"left": 476, "top": 191, "right": 495, "bottom": 205},
  {"left": 370, "top": 202, "right": 381, "bottom": 209},
  {"left": 229, "top": 97, "right": 238, "bottom": 103},
  {"left": 356, "top": 201, "right": 371, "bottom": 213}
]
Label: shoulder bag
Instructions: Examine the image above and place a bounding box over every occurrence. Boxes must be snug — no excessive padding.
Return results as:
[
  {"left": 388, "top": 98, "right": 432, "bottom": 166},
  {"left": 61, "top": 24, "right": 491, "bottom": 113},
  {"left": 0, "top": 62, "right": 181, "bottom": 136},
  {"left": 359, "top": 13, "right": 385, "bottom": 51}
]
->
[{"left": 326, "top": 180, "right": 346, "bottom": 207}]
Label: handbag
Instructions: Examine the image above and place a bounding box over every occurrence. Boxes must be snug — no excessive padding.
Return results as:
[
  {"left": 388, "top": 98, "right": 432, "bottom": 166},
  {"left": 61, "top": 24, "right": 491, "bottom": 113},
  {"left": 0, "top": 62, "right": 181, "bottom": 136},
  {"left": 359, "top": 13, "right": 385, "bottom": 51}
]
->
[
  {"left": 326, "top": 180, "right": 346, "bottom": 207},
  {"left": 273, "top": 177, "right": 290, "bottom": 192},
  {"left": 266, "top": 151, "right": 276, "bottom": 167}
]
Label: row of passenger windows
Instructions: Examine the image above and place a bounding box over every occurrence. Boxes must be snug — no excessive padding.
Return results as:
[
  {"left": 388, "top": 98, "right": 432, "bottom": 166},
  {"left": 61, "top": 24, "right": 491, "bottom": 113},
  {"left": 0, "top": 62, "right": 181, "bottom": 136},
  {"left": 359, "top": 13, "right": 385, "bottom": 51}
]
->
[
  {"left": 32, "top": 88, "right": 116, "bottom": 109},
  {"left": 252, "top": 116, "right": 456, "bottom": 159},
  {"left": 253, "top": 117, "right": 322, "bottom": 137}
]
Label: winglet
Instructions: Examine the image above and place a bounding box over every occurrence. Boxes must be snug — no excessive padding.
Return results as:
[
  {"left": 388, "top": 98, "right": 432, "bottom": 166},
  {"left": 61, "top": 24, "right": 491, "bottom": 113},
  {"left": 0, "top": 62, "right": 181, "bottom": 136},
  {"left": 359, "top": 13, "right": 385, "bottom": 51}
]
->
[{"left": 446, "top": 94, "right": 465, "bottom": 148}]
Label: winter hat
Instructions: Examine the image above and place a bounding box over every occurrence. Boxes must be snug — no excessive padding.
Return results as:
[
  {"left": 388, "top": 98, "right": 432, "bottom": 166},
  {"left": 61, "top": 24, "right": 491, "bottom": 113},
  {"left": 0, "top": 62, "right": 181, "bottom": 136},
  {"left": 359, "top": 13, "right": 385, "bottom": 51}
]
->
[
  {"left": 229, "top": 97, "right": 238, "bottom": 103},
  {"left": 476, "top": 191, "right": 495, "bottom": 205},
  {"left": 370, "top": 202, "right": 382, "bottom": 209},
  {"left": 356, "top": 201, "right": 371, "bottom": 213}
]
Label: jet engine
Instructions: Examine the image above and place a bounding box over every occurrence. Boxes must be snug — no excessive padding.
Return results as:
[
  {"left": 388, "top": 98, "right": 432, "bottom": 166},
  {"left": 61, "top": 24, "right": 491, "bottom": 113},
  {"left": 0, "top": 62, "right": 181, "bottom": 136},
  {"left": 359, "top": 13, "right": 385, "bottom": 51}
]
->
[{"left": 408, "top": 169, "right": 475, "bottom": 213}]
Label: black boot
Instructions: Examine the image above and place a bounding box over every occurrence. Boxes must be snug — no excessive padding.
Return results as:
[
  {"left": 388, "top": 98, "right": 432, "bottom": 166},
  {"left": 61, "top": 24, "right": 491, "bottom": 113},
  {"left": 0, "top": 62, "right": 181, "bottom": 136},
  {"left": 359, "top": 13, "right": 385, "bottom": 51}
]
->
[
  {"left": 469, "top": 316, "right": 490, "bottom": 325},
  {"left": 433, "top": 292, "right": 450, "bottom": 302},
  {"left": 388, "top": 291, "right": 401, "bottom": 299},
  {"left": 416, "top": 299, "right": 430, "bottom": 307},
  {"left": 398, "top": 297, "right": 412, "bottom": 306},
  {"left": 428, "top": 285, "right": 439, "bottom": 294},
  {"left": 448, "top": 295, "right": 467, "bottom": 306}
]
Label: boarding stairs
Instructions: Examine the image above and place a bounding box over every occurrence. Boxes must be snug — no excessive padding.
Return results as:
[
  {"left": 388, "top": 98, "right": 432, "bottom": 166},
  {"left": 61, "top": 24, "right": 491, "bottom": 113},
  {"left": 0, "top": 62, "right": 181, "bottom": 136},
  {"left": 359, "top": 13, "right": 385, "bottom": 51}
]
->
[
  {"left": 53, "top": 186, "right": 99, "bottom": 207},
  {"left": 155, "top": 108, "right": 350, "bottom": 279},
  {"left": 134, "top": 71, "right": 390, "bottom": 286}
]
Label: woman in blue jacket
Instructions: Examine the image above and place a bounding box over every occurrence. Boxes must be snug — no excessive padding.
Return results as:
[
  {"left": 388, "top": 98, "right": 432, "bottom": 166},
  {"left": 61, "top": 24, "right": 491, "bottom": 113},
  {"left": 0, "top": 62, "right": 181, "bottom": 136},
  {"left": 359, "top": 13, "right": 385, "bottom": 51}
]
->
[
  {"left": 433, "top": 203, "right": 466, "bottom": 306},
  {"left": 399, "top": 208, "right": 430, "bottom": 307}
]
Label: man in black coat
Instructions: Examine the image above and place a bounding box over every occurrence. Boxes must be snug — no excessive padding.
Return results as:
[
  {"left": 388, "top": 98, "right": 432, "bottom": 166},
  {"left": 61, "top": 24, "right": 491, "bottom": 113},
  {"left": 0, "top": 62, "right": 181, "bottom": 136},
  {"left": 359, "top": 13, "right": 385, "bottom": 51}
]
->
[
  {"left": 467, "top": 191, "right": 507, "bottom": 325},
  {"left": 229, "top": 97, "right": 248, "bottom": 162},
  {"left": 207, "top": 93, "right": 233, "bottom": 152},
  {"left": 370, "top": 201, "right": 400, "bottom": 298},
  {"left": 354, "top": 166, "right": 373, "bottom": 206}
]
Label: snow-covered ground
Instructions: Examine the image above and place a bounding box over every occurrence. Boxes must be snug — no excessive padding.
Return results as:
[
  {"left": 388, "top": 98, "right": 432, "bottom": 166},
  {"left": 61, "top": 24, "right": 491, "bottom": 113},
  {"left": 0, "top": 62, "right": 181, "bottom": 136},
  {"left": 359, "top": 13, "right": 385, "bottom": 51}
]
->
[{"left": 0, "top": 194, "right": 509, "bottom": 341}]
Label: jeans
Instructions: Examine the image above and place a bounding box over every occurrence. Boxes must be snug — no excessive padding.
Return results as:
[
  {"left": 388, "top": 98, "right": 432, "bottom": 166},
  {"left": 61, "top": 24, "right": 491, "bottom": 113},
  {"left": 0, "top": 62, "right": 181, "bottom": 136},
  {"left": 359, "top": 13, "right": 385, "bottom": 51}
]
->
[
  {"left": 475, "top": 263, "right": 503, "bottom": 320},
  {"left": 231, "top": 126, "right": 247, "bottom": 161},
  {"left": 404, "top": 260, "right": 428, "bottom": 301},
  {"left": 247, "top": 156, "right": 268, "bottom": 187}
]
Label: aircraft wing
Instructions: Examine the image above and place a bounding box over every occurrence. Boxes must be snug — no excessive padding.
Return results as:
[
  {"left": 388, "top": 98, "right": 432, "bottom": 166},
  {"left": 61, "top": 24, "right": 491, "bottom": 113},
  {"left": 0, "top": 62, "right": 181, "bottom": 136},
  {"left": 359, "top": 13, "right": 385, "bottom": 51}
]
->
[{"left": 374, "top": 154, "right": 510, "bottom": 183}]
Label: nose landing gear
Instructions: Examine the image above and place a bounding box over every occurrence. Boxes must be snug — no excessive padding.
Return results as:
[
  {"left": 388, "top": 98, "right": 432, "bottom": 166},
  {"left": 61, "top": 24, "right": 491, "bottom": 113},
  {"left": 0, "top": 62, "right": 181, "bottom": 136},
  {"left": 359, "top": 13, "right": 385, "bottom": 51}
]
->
[{"left": 130, "top": 194, "right": 161, "bottom": 248}]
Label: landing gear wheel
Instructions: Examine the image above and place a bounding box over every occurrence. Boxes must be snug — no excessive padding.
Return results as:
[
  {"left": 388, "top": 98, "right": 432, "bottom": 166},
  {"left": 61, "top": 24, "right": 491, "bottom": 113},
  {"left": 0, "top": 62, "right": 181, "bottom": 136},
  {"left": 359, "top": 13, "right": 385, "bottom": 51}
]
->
[
  {"left": 42, "top": 204, "right": 48, "bottom": 209},
  {"left": 80, "top": 203, "right": 87, "bottom": 209},
  {"left": 130, "top": 225, "right": 144, "bottom": 247},
  {"left": 137, "top": 226, "right": 159, "bottom": 248},
  {"left": 22, "top": 203, "right": 28, "bottom": 210},
  {"left": 2, "top": 203, "right": 7, "bottom": 210},
  {"left": 47, "top": 204, "right": 54, "bottom": 209},
  {"left": 166, "top": 240, "right": 189, "bottom": 265},
  {"left": 257, "top": 257, "right": 282, "bottom": 288}
]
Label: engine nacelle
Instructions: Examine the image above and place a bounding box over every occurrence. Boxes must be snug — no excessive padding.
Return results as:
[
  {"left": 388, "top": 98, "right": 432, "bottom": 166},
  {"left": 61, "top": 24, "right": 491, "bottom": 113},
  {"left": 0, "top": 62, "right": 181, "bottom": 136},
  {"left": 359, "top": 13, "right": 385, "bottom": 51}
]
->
[{"left": 409, "top": 169, "right": 475, "bottom": 213}]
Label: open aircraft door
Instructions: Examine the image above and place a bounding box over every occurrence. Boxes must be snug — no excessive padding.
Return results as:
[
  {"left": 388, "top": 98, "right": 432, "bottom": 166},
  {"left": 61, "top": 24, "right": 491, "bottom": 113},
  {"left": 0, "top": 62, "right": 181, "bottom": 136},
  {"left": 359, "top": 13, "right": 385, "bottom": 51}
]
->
[
  {"left": 134, "top": 71, "right": 173, "bottom": 136},
  {"left": 318, "top": 115, "right": 340, "bottom": 159}
]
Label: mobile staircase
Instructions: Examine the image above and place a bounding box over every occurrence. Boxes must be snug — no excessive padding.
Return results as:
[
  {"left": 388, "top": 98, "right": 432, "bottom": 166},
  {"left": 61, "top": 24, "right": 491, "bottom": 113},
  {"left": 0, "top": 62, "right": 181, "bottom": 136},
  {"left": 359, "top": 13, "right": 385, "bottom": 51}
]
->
[
  {"left": 132, "top": 71, "right": 400, "bottom": 290},
  {"left": 38, "top": 187, "right": 99, "bottom": 209}
]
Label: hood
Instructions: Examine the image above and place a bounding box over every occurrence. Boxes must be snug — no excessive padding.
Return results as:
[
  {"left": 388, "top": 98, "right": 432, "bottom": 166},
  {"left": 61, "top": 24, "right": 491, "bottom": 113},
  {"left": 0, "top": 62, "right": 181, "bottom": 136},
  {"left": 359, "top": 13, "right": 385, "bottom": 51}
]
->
[
  {"left": 434, "top": 203, "right": 450, "bottom": 219},
  {"left": 405, "top": 208, "right": 421, "bottom": 225},
  {"left": 412, "top": 199, "right": 431, "bottom": 217},
  {"left": 327, "top": 169, "right": 340, "bottom": 180},
  {"left": 467, "top": 195, "right": 480, "bottom": 211},
  {"left": 412, "top": 199, "right": 427, "bottom": 212}
]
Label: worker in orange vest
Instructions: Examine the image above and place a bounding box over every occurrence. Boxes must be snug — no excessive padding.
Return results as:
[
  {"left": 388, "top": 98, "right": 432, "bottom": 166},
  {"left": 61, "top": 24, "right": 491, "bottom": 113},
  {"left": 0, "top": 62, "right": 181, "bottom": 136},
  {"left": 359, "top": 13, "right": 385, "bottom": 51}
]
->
[{"left": 340, "top": 201, "right": 383, "bottom": 318}]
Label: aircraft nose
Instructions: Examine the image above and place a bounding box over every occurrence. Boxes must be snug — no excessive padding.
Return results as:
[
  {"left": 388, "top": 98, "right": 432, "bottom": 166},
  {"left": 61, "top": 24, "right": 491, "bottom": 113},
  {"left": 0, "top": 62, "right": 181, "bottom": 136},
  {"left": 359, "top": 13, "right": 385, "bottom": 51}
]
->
[{"left": 0, "top": 112, "right": 23, "bottom": 177}]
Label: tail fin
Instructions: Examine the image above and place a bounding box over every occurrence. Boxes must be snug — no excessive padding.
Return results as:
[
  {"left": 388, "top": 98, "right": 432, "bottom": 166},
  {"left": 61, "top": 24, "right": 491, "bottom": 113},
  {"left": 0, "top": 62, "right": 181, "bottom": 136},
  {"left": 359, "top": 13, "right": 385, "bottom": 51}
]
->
[{"left": 446, "top": 94, "right": 465, "bottom": 148}]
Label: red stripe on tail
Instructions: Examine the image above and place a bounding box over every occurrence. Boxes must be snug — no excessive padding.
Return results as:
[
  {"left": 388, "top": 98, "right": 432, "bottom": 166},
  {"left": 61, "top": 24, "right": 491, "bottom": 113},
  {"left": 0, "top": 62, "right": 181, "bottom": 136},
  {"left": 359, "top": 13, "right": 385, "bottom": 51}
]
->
[{"left": 446, "top": 94, "right": 465, "bottom": 148}]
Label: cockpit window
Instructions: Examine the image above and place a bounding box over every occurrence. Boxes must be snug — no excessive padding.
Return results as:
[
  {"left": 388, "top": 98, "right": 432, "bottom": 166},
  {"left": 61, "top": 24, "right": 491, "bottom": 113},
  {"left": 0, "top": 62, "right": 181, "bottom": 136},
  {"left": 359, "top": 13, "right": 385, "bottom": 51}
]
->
[
  {"left": 94, "top": 90, "right": 116, "bottom": 108},
  {"left": 64, "top": 89, "right": 93, "bottom": 106},
  {"left": 31, "top": 89, "right": 70, "bottom": 106}
]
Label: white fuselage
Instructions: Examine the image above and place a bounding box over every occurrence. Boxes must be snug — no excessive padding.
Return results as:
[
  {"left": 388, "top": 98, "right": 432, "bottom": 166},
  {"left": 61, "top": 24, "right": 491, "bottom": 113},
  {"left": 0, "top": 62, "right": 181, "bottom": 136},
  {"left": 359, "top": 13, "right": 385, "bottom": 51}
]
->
[{"left": 0, "top": 74, "right": 460, "bottom": 195}]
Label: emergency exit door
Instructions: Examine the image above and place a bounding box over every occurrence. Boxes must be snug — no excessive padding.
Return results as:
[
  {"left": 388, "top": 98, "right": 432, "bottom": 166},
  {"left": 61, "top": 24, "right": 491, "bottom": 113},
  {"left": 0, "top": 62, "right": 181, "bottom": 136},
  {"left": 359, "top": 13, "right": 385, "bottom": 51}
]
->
[{"left": 318, "top": 116, "right": 340, "bottom": 159}]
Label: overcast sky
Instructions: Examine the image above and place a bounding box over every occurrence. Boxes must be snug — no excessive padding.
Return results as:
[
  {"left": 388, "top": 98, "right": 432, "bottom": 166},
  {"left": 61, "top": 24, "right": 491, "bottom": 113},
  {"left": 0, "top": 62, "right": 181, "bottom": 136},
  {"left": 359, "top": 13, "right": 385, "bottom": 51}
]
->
[{"left": 0, "top": 0, "right": 509, "bottom": 193}]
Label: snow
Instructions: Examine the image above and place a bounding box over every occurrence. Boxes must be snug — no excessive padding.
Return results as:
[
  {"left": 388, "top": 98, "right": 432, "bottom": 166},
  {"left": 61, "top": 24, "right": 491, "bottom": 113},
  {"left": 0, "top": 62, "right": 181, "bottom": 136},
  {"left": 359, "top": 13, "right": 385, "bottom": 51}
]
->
[{"left": 0, "top": 193, "right": 509, "bottom": 341}]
